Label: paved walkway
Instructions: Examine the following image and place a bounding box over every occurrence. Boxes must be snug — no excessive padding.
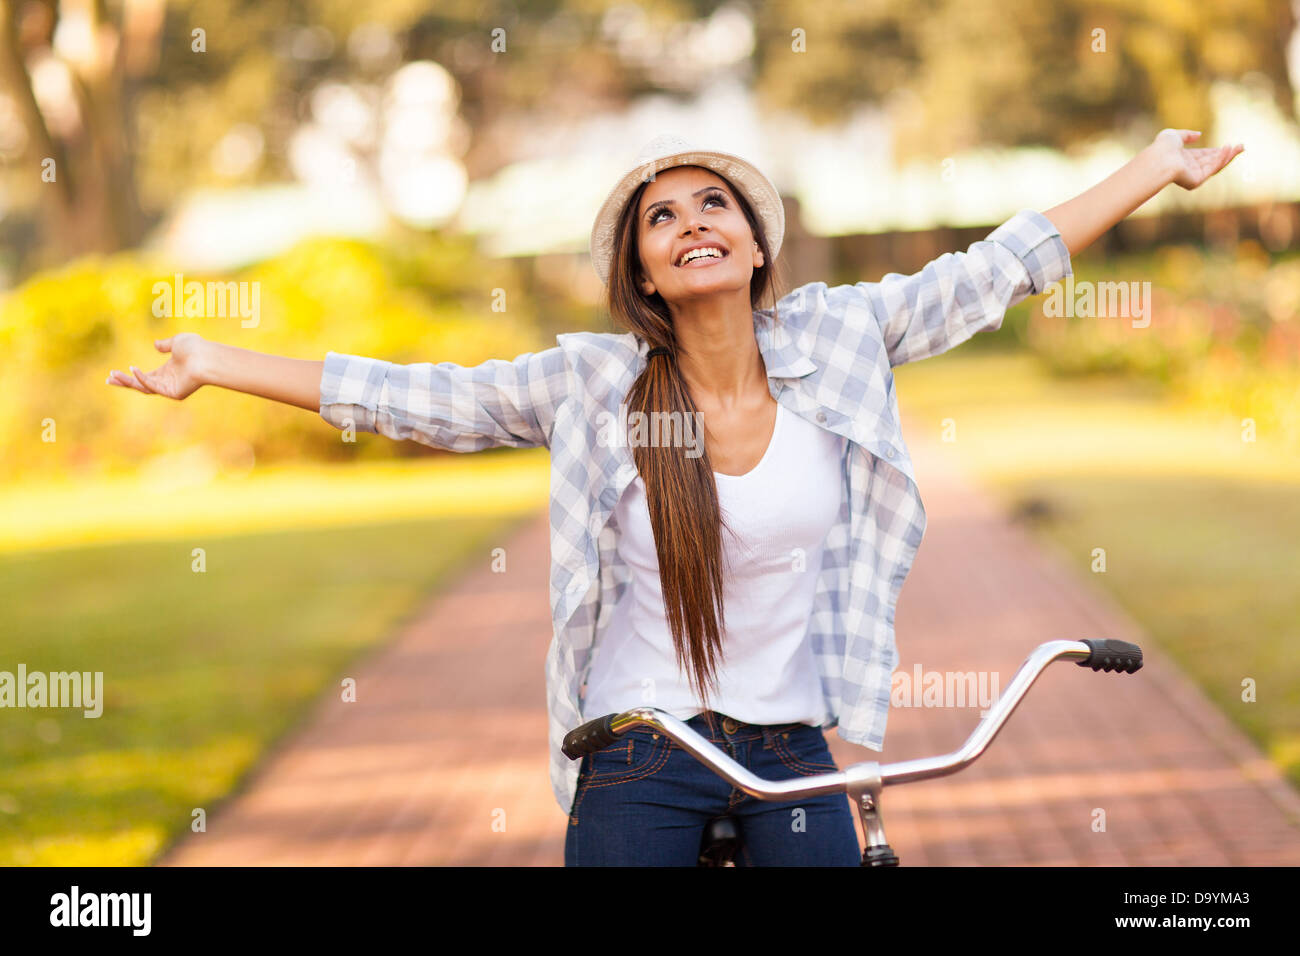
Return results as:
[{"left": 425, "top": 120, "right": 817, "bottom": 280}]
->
[{"left": 158, "top": 420, "right": 1300, "bottom": 866}]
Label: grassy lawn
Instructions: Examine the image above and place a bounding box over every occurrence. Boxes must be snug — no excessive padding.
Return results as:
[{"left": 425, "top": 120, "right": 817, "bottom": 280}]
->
[
  {"left": 893, "top": 350, "right": 1300, "bottom": 789},
  {"left": 0, "top": 448, "right": 550, "bottom": 865}
]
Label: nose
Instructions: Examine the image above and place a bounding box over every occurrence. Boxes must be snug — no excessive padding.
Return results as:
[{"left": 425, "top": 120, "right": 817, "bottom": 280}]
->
[{"left": 680, "top": 216, "right": 708, "bottom": 236}]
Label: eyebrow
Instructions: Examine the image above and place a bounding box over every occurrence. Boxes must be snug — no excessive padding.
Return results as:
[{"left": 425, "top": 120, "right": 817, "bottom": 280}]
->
[{"left": 642, "top": 186, "right": 729, "bottom": 222}]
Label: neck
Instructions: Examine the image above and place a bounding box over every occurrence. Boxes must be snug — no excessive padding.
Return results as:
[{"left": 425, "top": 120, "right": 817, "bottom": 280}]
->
[{"left": 668, "top": 292, "right": 767, "bottom": 409}]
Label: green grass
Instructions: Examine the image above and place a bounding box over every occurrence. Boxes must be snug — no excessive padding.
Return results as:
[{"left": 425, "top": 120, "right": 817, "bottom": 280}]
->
[
  {"left": 893, "top": 351, "right": 1300, "bottom": 789},
  {"left": 0, "top": 450, "right": 549, "bottom": 865}
]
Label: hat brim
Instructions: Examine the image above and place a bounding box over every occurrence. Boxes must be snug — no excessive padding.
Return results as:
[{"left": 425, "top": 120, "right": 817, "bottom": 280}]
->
[{"left": 589, "top": 147, "right": 785, "bottom": 285}]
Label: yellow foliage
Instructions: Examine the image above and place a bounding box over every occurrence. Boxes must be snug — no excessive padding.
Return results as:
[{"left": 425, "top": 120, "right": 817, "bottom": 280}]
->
[
  {"left": 0, "top": 234, "right": 565, "bottom": 483},
  {"left": 1027, "top": 246, "right": 1300, "bottom": 452}
]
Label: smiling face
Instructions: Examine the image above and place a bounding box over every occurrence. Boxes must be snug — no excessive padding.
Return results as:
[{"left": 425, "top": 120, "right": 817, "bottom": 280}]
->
[{"left": 634, "top": 165, "right": 764, "bottom": 304}]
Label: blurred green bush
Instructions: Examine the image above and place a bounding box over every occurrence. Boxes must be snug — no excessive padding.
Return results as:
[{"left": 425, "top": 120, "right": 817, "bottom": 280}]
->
[
  {"left": 1006, "top": 241, "right": 1300, "bottom": 450},
  {"left": 0, "top": 231, "right": 583, "bottom": 483}
]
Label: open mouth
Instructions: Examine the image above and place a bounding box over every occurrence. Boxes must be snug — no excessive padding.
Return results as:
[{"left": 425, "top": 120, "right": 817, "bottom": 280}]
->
[{"left": 675, "top": 247, "right": 730, "bottom": 268}]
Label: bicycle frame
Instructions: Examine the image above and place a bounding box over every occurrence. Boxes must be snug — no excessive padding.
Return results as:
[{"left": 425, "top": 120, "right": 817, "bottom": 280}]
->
[{"left": 563, "top": 637, "right": 1143, "bottom": 865}]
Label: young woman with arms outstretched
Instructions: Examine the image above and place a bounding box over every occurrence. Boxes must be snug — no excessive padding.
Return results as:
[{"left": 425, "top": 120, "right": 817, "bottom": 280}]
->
[{"left": 107, "top": 128, "right": 1241, "bottom": 866}]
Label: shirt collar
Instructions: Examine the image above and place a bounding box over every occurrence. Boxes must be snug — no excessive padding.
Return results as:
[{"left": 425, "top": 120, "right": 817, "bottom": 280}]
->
[{"left": 754, "top": 309, "right": 818, "bottom": 379}]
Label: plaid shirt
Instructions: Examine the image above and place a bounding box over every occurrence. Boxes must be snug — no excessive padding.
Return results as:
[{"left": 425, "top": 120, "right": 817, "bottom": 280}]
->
[{"left": 318, "top": 208, "right": 1072, "bottom": 816}]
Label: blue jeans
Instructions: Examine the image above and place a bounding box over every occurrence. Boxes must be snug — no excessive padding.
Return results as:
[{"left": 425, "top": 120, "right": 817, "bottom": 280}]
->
[{"left": 564, "top": 711, "right": 861, "bottom": 866}]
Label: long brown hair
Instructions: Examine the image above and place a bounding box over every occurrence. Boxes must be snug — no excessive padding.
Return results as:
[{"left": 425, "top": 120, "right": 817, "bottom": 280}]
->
[{"left": 605, "top": 166, "right": 786, "bottom": 727}]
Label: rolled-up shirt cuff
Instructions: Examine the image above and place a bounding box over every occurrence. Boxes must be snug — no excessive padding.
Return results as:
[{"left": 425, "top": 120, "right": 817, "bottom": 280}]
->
[
  {"left": 984, "top": 208, "right": 1073, "bottom": 295},
  {"left": 319, "top": 350, "right": 390, "bottom": 433}
]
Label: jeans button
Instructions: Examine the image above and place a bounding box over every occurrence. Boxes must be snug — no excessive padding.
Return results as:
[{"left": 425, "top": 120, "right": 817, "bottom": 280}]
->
[{"left": 721, "top": 717, "right": 739, "bottom": 735}]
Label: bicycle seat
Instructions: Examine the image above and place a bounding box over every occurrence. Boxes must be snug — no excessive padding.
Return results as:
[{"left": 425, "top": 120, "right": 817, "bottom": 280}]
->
[{"left": 698, "top": 813, "right": 741, "bottom": 866}]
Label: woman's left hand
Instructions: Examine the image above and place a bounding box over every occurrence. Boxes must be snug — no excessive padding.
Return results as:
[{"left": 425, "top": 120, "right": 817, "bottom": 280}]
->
[{"left": 1150, "top": 128, "right": 1244, "bottom": 190}]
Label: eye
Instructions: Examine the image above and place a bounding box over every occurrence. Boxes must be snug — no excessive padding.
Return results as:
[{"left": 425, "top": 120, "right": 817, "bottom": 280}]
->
[{"left": 648, "top": 191, "right": 728, "bottom": 225}]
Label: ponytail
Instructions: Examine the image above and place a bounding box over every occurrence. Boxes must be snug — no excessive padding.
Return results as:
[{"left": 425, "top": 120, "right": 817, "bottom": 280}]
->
[{"left": 605, "top": 169, "right": 786, "bottom": 732}]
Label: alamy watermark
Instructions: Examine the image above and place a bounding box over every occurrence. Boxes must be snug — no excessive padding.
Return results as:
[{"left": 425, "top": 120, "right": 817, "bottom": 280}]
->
[
  {"left": 0, "top": 664, "right": 102, "bottom": 718},
  {"left": 50, "top": 885, "right": 150, "bottom": 935},
  {"left": 152, "top": 273, "right": 260, "bottom": 328},
  {"left": 1042, "top": 275, "right": 1152, "bottom": 328},
  {"left": 891, "top": 664, "right": 1000, "bottom": 715},
  {"left": 595, "top": 403, "right": 705, "bottom": 458}
]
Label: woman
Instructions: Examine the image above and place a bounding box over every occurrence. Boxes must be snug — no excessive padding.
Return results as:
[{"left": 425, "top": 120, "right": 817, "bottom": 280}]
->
[{"left": 107, "top": 129, "right": 1241, "bottom": 866}]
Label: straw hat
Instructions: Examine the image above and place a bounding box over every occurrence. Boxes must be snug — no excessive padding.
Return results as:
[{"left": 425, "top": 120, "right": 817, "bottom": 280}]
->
[{"left": 588, "top": 133, "right": 785, "bottom": 285}]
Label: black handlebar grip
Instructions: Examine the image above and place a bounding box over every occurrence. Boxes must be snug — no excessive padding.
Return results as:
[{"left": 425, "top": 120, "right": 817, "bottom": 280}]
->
[
  {"left": 1077, "top": 638, "right": 1143, "bottom": 674},
  {"left": 562, "top": 714, "right": 622, "bottom": 759}
]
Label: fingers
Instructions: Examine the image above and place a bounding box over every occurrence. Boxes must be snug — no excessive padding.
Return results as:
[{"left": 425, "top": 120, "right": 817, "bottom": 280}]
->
[
  {"left": 1184, "top": 144, "right": 1243, "bottom": 182},
  {"left": 106, "top": 369, "right": 150, "bottom": 394},
  {"left": 1214, "top": 144, "right": 1244, "bottom": 175},
  {"left": 155, "top": 336, "right": 172, "bottom": 352},
  {"left": 1171, "top": 139, "right": 1244, "bottom": 190},
  {"left": 129, "top": 365, "right": 156, "bottom": 393},
  {"left": 1194, "top": 143, "right": 1242, "bottom": 159}
]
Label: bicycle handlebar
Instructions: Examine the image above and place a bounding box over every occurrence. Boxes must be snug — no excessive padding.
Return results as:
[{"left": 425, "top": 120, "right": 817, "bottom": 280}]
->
[
  {"left": 563, "top": 638, "right": 1142, "bottom": 802},
  {"left": 1073, "top": 637, "right": 1142, "bottom": 674}
]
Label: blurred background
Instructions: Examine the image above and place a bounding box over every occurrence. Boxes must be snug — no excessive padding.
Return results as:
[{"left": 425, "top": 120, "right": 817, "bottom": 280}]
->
[{"left": 0, "top": 0, "right": 1297, "bottom": 865}]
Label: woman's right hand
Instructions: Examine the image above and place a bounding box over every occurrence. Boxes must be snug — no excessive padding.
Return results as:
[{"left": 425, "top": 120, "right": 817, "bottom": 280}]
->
[{"left": 106, "top": 332, "right": 209, "bottom": 400}]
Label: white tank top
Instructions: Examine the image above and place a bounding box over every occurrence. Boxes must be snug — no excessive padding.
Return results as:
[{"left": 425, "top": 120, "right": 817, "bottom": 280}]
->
[{"left": 583, "top": 401, "right": 844, "bottom": 725}]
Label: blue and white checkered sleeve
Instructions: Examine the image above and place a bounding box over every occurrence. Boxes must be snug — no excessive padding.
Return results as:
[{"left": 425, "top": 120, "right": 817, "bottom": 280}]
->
[
  {"left": 841, "top": 208, "right": 1072, "bottom": 367},
  {"left": 318, "top": 346, "right": 571, "bottom": 451}
]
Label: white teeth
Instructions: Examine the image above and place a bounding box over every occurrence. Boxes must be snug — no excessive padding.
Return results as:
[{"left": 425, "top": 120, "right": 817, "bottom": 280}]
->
[{"left": 678, "top": 247, "right": 725, "bottom": 266}]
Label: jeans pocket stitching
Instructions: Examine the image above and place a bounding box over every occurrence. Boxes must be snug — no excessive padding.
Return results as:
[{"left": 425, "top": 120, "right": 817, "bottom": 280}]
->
[
  {"left": 569, "top": 737, "right": 642, "bottom": 823},
  {"left": 586, "top": 736, "right": 672, "bottom": 791},
  {"left": 570, "top": 736, "right": 672, "bottom": 823},
  {"left": 772, "top": 733, "right": 838, "bottom": 776}
]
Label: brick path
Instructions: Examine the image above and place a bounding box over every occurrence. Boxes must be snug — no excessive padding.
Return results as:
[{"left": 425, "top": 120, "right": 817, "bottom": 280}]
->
[{"left": 158, "top": 421, "right": 1300, "bottom": 866}]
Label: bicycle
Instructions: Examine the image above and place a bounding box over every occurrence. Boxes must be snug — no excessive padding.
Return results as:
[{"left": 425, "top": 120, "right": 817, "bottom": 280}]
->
[{"left": 563, "top": 637, "right": 1143, "bottom": 866}]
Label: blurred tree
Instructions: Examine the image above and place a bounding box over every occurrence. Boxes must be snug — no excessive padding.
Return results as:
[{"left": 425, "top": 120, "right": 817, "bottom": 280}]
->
[
  {"left": 0, "top": 0, "right": 161, "bottom": 262},
  {"left": 0, "top": 0, "right": 1294, "bottom": 275},
  {"left": 753, "top": 0, "right": 1298, "bottom": 160},
  {"left": 0, "top": 0, "right": 636, "bottom": 274}
]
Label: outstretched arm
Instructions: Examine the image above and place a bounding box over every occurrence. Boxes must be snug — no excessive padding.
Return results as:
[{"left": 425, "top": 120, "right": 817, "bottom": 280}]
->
[
  {"left": 1041, "top": 129, "right": 1244, "bottom": 258},
  {"left": 108, "top": 334, "right": 325, "bottom": 410},
  {"left": 108, "top": 334, "right": 571, "bottom": 450},
  {"left": 318, "top": 347, "right": 570, "bottom": 451},
  {"left": 824, "top": 129, "right": 1242, "bottom": 369}
]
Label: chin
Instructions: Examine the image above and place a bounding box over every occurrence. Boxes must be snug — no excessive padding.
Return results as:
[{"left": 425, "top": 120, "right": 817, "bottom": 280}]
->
[{"left": 675, "top": 278, "right": 748, "bottom": 298}]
